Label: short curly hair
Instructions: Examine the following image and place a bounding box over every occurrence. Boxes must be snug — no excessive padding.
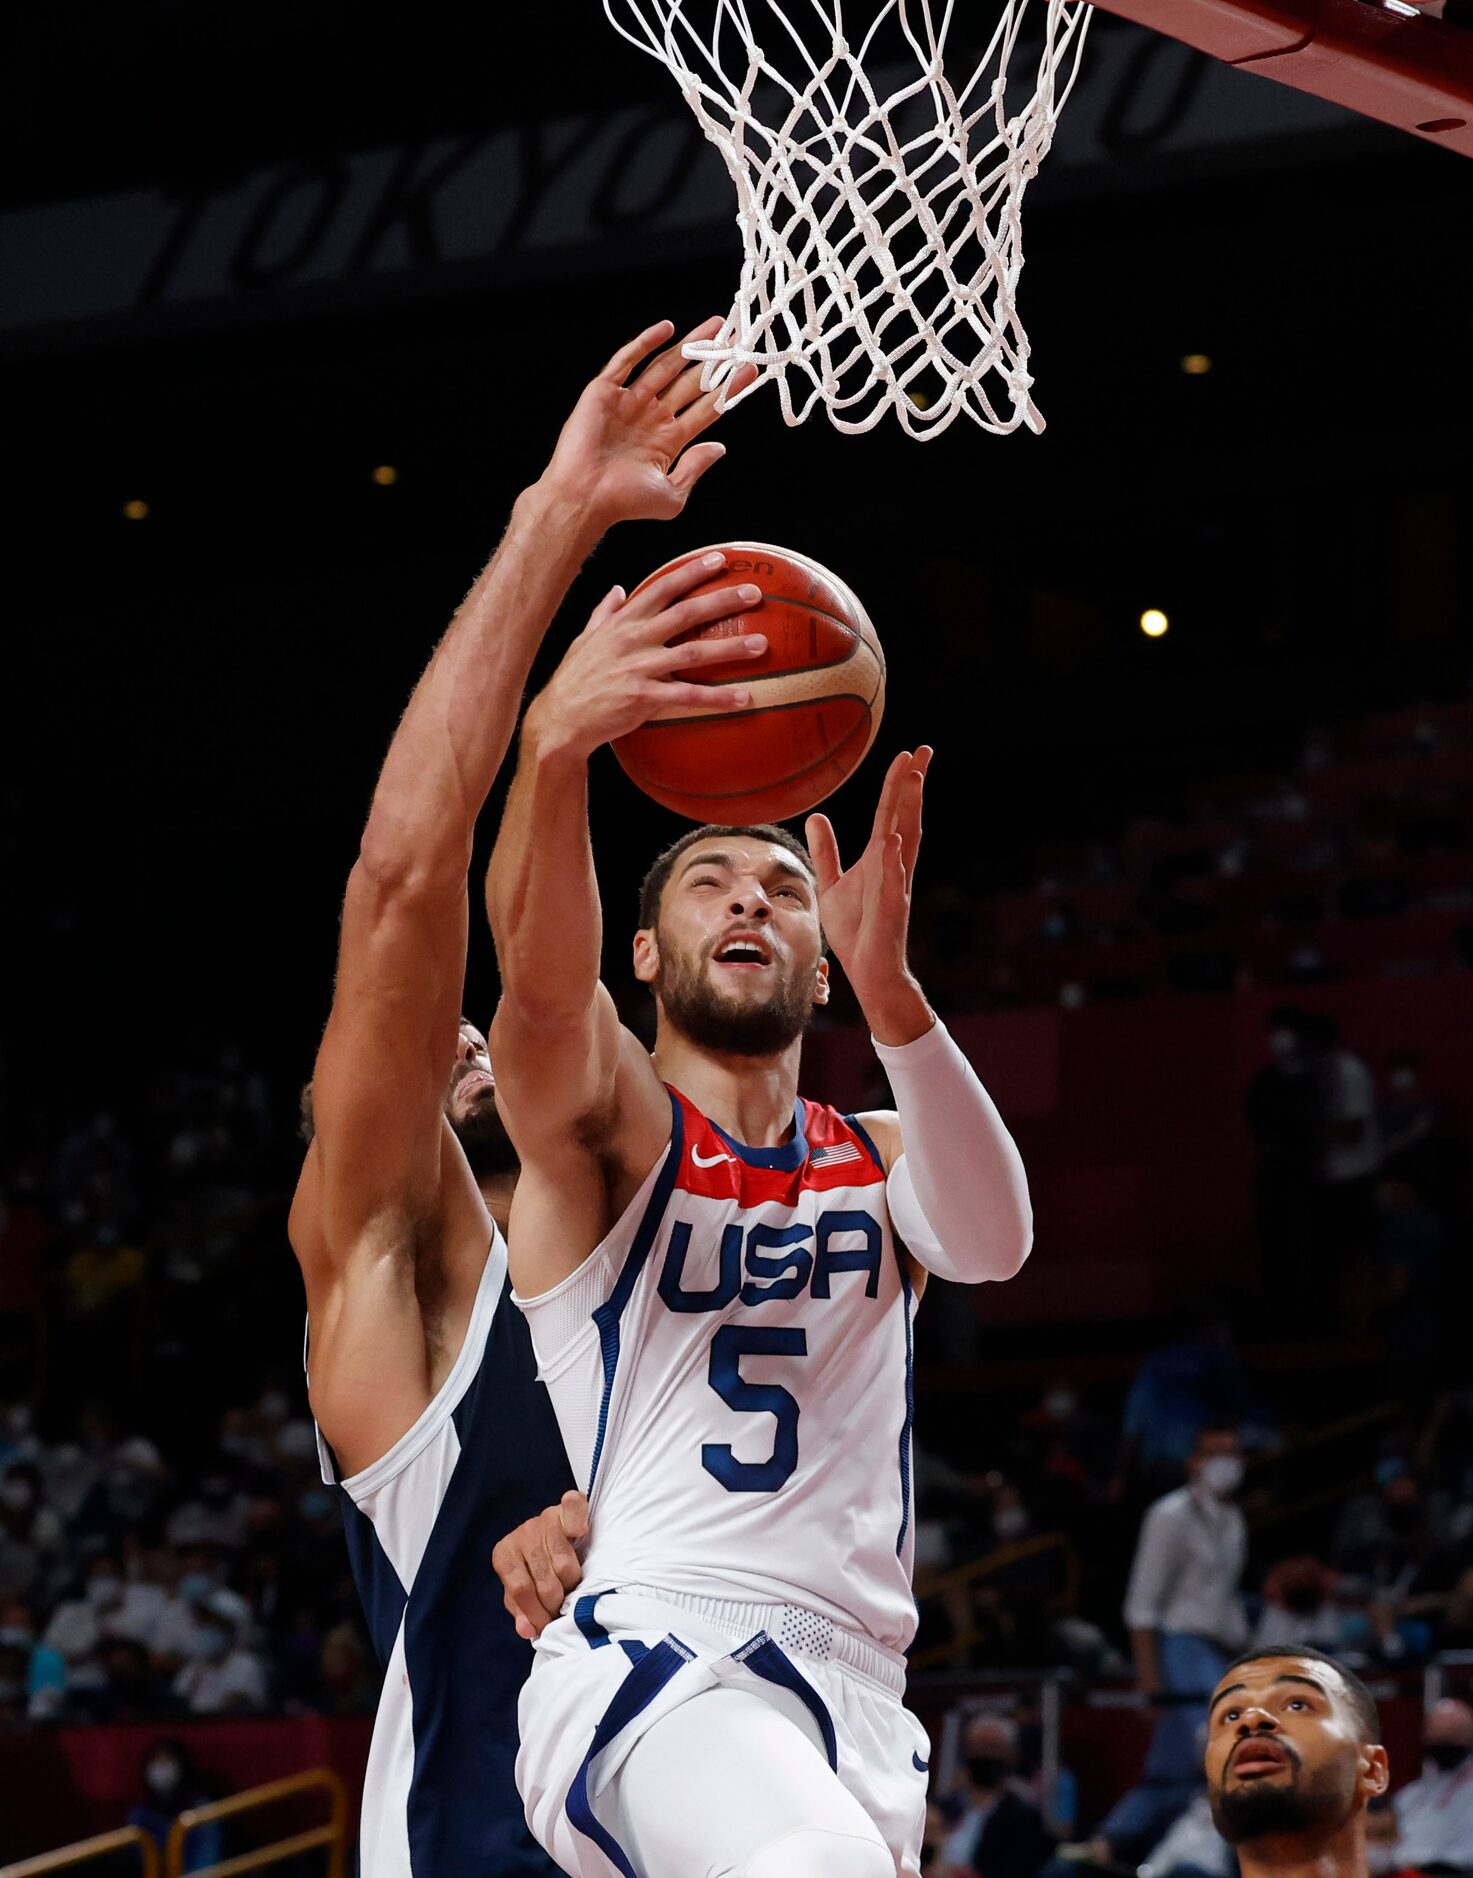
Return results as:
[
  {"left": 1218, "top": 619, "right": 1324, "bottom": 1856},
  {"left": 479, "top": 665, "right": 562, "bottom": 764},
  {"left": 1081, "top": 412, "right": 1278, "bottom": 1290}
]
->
[{"left": 637, "top": 823, "right": 817, "bottom": 930}]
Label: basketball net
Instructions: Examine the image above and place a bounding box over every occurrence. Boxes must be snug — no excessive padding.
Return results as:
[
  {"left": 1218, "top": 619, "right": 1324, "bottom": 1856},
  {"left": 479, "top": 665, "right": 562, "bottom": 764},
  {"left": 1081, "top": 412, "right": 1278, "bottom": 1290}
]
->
[{"left": 604, "top": 0, "right": 1092, "bottom": 438}]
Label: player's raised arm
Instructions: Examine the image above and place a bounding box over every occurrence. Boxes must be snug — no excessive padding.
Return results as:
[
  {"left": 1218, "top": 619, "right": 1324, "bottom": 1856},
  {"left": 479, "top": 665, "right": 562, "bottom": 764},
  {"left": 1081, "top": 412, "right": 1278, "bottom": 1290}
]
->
[
  {"left": 806, "top": 749, "right": 1034, "bottom": 1284},
  {"left": 485, "top": 560, "right": 769, "bottom": 1290},
  {"left": 294, "top": 318, "right": 746, "bottom": 1253}
]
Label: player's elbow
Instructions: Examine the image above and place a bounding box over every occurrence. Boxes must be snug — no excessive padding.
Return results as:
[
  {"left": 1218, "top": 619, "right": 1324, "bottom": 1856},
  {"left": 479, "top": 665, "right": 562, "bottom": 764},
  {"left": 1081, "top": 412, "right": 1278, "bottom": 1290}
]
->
[{"left": 354, "top": 824, "right": 470, "bottom": 905}]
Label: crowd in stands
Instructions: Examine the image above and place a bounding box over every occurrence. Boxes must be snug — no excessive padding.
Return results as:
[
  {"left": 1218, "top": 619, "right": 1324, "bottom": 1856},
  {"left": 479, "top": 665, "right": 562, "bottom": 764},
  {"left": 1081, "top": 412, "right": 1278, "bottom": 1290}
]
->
[
  {"left": 909, "top": 698, "right": 1473, "bottom": 1013},
  {"left": 0, "top": 696, "right": 1467, "bottom": 1874}
]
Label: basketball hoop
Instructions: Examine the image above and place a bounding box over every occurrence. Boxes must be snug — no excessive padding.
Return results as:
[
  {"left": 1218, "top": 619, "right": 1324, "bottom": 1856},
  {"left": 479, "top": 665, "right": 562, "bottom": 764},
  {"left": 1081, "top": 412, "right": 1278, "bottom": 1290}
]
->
[{"left": 604, "top": 0, "right": 1092, "bottom": 438}]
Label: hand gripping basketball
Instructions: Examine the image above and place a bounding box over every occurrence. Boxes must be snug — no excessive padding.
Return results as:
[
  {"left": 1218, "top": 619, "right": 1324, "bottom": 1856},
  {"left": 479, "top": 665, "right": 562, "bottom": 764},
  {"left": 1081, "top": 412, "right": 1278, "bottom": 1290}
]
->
[{"left": 524, "top": 554, "right": 767, "bottom": 763}]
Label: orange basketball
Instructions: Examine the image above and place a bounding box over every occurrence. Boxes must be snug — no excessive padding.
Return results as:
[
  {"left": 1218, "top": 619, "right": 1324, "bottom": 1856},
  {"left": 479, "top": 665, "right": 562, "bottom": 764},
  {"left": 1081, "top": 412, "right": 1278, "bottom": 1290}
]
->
[{"left": 611, "top": 541, "right": 885, "bottom": 824}]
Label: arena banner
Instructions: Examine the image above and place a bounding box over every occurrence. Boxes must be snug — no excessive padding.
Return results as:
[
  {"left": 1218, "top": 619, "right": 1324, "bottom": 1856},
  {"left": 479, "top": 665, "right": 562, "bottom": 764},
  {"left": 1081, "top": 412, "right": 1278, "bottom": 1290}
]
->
[{"left": 0, "top": 24, "right": 1361, "bottom": 347}]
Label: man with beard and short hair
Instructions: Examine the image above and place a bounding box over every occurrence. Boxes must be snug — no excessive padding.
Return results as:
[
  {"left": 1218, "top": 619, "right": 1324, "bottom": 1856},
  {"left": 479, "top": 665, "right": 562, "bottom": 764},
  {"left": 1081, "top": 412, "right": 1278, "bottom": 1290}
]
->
[
  {"left": 1204, "top": 1647, "right": 1390, "bottom": 1876},
  {"left": 288, "top": 317, "right": 750, "bottom": 1877},
  {"left": 487, "top": 603, "right": 1034, "bottom": 1875}
]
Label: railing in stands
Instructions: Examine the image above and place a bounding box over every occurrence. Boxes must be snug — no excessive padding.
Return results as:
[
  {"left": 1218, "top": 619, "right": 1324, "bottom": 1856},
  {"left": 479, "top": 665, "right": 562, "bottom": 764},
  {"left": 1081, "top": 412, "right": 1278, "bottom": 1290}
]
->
[
  {"left": 0, "top": 1827, "right": 160, "bottom": 1878},
  {"left": 910, "top": 1530, "right": 1079, "bottom": 1673},
  {"left": 164, "top": 1770, "right": 346, "bottom": 1878}
]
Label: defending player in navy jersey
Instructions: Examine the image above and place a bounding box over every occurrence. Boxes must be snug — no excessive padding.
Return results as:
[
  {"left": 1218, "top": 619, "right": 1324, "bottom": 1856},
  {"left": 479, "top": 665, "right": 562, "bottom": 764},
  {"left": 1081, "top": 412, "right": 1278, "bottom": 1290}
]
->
[
  {"left": 487, "top": 596, "right": 1036, "bottom": 1875},
  {"left": 287, "top": 318, "right": 756, "bottom": 1878}
]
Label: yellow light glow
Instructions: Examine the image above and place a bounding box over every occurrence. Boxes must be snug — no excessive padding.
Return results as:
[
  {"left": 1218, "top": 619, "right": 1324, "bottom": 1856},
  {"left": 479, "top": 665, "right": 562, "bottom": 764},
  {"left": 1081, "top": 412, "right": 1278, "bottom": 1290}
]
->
[
  {"left": 1180, "top": 353, "right": 1213, "bottom": 376},
  {"left": 1140, "top": 608, "right": 1169, "bottom": 638},
  {"left": 121, "top": 499, "right": 150, "bottom": 521},
  {"left": 371, "top": 464, "right": 399, "bottom": 486}
]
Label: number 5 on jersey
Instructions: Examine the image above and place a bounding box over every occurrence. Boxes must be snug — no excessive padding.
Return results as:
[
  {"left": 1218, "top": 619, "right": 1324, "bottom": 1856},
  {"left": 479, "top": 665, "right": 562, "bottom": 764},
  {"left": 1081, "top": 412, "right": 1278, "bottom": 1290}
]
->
[{"left": 702, "top": 1326, "right": 808, "bottom": 1492}]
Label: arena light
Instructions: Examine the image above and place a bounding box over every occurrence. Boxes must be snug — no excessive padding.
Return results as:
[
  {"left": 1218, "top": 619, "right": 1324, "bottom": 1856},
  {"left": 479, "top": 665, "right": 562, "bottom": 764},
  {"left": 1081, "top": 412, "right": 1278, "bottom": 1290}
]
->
[
  {"left": 1140, "top": 608, "right": 1169, "bottom": 638},
  {"left": 1179, "top": 353, "right": 1213, "bottom": 376},
  {"left": 371, "top": 464, "right": 399, "bottom": 486},
  {"left": 121, "top": 498, "right": 150, "bottom": 521}
]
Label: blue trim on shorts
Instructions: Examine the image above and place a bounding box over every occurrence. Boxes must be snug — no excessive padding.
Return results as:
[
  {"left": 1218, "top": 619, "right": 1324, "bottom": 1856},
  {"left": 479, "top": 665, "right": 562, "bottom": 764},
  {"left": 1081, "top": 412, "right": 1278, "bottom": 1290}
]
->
[
  {"left": 566, "top": 1635, "right": 695, "bottom": 1878},
  {"left": 575, "top": 1593, "right": 611, "bottom": 1649},
  {"left": 895, "top": 1247, "right": 916, "bottom": 1557},
  {"left": 588, "top": 1093, "right": 684, "bottom": 1495},
  {"left": 733, "top": 1633, "right": 839, "bottom": 1772}
]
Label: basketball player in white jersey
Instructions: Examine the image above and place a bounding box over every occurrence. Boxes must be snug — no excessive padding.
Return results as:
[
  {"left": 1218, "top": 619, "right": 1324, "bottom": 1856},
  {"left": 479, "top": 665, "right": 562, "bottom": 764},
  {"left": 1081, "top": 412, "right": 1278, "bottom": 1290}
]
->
[
  {"left": 487, "top": 594, "right": 1036, "bottom": 1876},
  {"left": 287, "top": 317, "right": 758, "bottom": 1877}
]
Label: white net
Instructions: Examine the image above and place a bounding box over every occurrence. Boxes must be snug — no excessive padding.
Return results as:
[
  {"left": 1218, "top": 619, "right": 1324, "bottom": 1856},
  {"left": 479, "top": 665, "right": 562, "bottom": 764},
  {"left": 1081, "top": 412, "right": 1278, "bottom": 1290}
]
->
[{"left": 604, "top": 0, "right": 1093, "bottom": 439}]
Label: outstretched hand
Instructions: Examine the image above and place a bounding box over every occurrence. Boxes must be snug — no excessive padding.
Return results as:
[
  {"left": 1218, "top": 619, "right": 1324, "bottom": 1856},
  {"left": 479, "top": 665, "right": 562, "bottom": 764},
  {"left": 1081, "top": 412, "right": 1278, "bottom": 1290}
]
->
[
  {"left": 806, "top": 748, "right": 934, "bottom": 1043},
  {"left": 542, "top": 318, "right": 758, "bottom": 532}
]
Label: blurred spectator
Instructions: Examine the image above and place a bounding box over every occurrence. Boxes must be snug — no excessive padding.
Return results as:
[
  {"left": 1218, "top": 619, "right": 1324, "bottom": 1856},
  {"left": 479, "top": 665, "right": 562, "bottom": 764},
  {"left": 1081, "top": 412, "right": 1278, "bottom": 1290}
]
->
[
  {"left": 1365, "top": 1794, "right": 1423, "bottom": 1878},
  {"left": 1252, "top": 1555, "right": 1349, "bottom": 1653},
  {"left": 1137, "top": 1792, "right": 1232, "bottom": 1878},
  {"left": 0, "top": 1595, "right": 66, "bottom": 1718},
  {"left": 80, "top": 1637, "right": 180, "bottom": 1724},
  {"left": 166, "top": 1472, "right": 252, "bottom": 1551},
  {"left": 127, "top": 1737, "right": 226, "bottom": 1872},
  {"left": 943, "top": 1713, "right": 1048, "bottom": 1878},
  {"left": 1121, "top": 1311, "right": 1268, "bottom": 1495},
  {"left": 1102, "top": 1426, "right": 1249, "bottom": 1859},
  {"left": 1379, "top": 1053, "right": 1442, "bottom": 1192},
  {"left": 1394, "top": 1699, "right": 1473, "bottom": 1873},
  {"left": 42, "top": 1551, "right": 131, "bottom": 1684},
  {"left": 1314, "top": 1012, "right": 1383, "bottom": 1256},
  {"left": 923, "top": 1799, "right": 960, "bottom": 1876},
  {"left": 171, "top": 1593, "right": 268, "bottom": 1714},
  {"left": 1244, "top": 1006, "right": 1324, "bottom": 1289},
  {"left": 0, "top": 1460, "right": 64, "bottom": 1602}
]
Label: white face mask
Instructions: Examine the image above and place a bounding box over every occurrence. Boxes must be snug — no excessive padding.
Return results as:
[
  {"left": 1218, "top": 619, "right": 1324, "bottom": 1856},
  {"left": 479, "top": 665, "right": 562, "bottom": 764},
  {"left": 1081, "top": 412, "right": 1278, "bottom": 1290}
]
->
[
  {"left": 1198, "top": 1455, "right": 1244, "bottom": 1499},
  {"left": 87, "top": 1575, "right": 123, "bottom": 1605},
  {"left": 1365, "top": 1846, "right": 1399, "bottom": 1876},
  {"left": 994, "top": 1507, "right": 1030, "bottom": 1541}
]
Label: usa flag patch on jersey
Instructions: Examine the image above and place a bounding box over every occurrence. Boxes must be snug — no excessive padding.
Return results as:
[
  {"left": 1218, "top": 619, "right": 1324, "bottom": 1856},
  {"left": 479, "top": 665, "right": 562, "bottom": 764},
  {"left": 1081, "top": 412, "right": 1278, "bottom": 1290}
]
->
[{"left": 809, "top": 1141, "right": 863, "bottom": 1171}]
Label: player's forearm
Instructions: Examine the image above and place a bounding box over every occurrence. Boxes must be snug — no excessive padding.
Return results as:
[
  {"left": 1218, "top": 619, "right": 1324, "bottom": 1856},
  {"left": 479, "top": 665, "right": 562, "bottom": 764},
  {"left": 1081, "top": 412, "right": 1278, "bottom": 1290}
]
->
[
  {"left": 358, "top": 480, "right": 600, "bottom": 889},
  {"left": 486, "top": 720, "right": 604, "bottom": 1025},
  {"left": 881, "top": 1017, "right": 1033, "bottom": 1284}
]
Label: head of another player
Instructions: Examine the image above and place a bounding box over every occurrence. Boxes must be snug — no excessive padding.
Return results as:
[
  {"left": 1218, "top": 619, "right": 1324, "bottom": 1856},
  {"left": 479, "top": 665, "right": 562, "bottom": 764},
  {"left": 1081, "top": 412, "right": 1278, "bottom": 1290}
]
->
[
  {"left": 634, "top": 825, "right": 828, "bottom": 1057},
  {"left": 1206, "top": 1648, "right": 1389, "bottom": 1853},
  {"left": 298, "top": 1019, "right": 517, "bottom": 1179}
]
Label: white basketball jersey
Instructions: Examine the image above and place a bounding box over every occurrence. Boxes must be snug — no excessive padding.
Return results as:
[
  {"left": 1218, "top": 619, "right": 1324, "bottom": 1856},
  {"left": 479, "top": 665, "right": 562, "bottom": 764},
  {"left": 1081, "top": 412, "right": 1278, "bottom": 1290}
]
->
[{"left": 517, "top": 1086, "right": 918, "bottom": 1654}]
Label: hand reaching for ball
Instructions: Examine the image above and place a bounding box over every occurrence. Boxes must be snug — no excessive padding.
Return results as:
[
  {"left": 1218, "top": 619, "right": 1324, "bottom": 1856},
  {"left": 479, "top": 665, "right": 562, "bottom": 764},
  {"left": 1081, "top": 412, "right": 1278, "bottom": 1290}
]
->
[
  {"left": 806, "top": 747, "right": 935, "bottom": 1046},
  {"left": 523, "top": 552, "right": 767, "bottom": 763}
]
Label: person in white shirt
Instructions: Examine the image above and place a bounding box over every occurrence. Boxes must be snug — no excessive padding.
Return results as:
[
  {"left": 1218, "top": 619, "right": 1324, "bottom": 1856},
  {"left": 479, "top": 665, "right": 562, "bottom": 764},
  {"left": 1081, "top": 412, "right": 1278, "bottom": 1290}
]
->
[
  {"left": 171, "top": 1592, "right": 268, "bottom": 1715},
  {"left": 1394, "top": 1697, "right": 1473, "bottom": 1873},
  {"left": 1096, "top": 1425, "right": 1250, "bottom": 1858}
]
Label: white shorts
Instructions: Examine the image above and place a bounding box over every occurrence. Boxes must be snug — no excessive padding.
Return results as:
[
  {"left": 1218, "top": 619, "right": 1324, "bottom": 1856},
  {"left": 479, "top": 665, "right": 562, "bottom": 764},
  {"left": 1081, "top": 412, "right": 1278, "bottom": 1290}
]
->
[{"left": 516, "top": 1585, "right": 931, "bottom": 1878}]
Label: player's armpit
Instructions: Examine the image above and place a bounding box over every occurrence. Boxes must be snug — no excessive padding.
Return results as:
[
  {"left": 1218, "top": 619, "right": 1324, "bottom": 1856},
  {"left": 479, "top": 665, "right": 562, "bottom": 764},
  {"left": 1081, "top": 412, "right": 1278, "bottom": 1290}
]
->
[{"left": 491, "top": 1490, "right": 590, "bottom": 1639}]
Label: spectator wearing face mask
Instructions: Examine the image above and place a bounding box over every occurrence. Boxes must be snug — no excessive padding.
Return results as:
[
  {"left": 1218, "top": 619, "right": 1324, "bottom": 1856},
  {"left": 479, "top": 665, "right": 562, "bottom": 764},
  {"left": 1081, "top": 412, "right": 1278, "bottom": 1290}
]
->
[
  {"left": 943, "top": 1714, "right": 1048, "bottom": 1878},
  {"left": 1394, "top": 1698, "right": 1473, "bottom": 1873},
  {"left": 1253, "top": 1556, "right": 1346, "bottom": 1653},
  {"left": 127, "top": 1738, "right": 225, "bottom": 1872},
  {"left": 41, "top": 1552, "right": 131, "bottom": 1685},
  {"left": 0, "top": 1460, "right": 64, "bottom": 1602},
  {"left": 1365, "top": 1795, "right": 1424, "bottom": 1878},
  {"left": 171, "top": 1593, "right": 269, "bottom": 1714},
  {"left": 1078, "top": 1426, "right": 1250, "bottom": 1863},
  {"left": 165, "top": 1473, "right": 251, "bottom": 1551},
  {"left": 0, "top": 1595, "right": 67, "bottom": 1718}
]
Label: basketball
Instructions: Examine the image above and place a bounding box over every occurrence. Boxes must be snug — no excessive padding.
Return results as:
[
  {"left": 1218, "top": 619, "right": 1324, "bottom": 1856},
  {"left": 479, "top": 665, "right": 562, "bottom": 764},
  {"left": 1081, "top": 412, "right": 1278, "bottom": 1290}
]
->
[{"left": 611, "top": 541, "right": 886, "bottom": 824}]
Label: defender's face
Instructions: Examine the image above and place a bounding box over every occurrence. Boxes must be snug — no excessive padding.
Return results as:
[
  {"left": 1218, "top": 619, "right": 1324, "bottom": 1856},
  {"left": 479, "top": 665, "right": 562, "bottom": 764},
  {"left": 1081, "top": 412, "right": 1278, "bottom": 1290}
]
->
[
  {"left": 637, "top": 838, "right": 827, "bottom": 1011},
  {"left": 1206, "top": 1655, "right": 1386, "bottom": 1843},
  {"left": 447, "top": 1023, "right": 494, "bottom": 1126}
]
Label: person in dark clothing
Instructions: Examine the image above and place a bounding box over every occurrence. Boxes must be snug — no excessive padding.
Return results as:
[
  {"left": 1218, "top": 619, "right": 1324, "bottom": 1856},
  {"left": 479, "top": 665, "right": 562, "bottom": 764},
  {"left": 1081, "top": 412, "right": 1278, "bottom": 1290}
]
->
[{"left": 945, "top": 1714, "right": 1049, "bottom": 1878}]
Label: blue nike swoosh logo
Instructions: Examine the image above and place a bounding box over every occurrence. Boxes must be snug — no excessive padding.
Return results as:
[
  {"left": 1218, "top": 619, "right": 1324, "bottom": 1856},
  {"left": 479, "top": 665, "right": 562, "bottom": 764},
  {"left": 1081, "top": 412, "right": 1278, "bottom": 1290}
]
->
[{"left": 912, "top": 1752, "right": 929, "bottom": 1772}]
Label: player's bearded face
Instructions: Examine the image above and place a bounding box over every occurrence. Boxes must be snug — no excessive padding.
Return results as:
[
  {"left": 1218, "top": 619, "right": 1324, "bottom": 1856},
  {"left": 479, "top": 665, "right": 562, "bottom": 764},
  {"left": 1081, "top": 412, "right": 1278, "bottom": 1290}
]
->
[
  {"left": 1210, "top": 1738, "right": 1353, "bottom": 1844},
  {"left": 446, "top": 1057, "right": 518, "bottom": 1178},
  {"left": 654, "top": 924, "right": 818, "bottom": 1057}
]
